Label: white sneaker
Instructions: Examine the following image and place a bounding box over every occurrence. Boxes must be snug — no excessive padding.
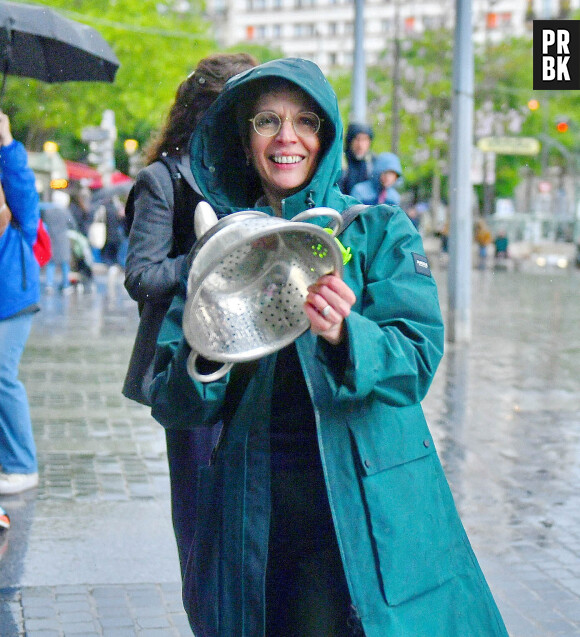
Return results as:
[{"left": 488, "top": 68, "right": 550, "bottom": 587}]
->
[{"left": 0, "top": 472, "right": 39, "bottom": 495}]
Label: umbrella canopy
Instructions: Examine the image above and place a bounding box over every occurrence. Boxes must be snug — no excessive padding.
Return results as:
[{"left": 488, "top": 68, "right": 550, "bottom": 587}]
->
[{"left": 0, "top": 1, "right": 119, "bottom": 88}]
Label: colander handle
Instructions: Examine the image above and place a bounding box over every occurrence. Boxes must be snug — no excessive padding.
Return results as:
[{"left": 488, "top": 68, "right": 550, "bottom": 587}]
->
[
  {"left": 290, "top": 208, "right": 343, "bottom": 237},
  {"left": 187, "top": 351, "right": 233, "bottom": 383}
]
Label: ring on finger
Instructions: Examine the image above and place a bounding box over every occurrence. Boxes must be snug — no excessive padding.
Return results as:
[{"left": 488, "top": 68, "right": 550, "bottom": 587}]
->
[{"left": 321, "top": 305, "right": 331, "bottom": 318}]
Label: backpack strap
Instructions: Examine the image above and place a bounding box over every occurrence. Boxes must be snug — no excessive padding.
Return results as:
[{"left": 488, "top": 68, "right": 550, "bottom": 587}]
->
[
  {"left": 338, "top": 203, "right": 369, "bottom": 236},
  {"left": 158, "top": 155, "right": 203, "bottom": 256}
]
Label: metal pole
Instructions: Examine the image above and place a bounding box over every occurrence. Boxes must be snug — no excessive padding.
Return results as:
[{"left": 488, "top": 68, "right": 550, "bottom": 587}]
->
[
  {"left": 351, "top": 0, "right": 367, "bottom": 123},
  {"left": 447, "top": 0, "right": 474, "bottom": 343},
  {"left": 391, "top": 0, "right": 401, "bottom": 153}
]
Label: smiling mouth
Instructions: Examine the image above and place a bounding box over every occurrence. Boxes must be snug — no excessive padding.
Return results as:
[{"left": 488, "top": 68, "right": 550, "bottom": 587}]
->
[{"left": 271, "top": 155, "right": 303, "bottom": 164}]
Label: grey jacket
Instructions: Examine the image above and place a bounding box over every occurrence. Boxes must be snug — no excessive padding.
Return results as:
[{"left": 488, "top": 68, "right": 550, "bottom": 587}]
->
[
  {"left": 123, "top": 155, "right": 200, "bottom": 404},
  {"left": 41, "top": 204, "right": 73, "bottom": 264}
]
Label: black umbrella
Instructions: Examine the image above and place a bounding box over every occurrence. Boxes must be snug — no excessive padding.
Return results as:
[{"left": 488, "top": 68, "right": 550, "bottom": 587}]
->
[{"left": 0, "top": 1, "right": 120, "bottom": 100}]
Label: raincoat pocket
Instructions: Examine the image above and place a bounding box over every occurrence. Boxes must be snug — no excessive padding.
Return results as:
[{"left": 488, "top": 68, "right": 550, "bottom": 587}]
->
[
  {"left": 183, "top": 464, "right": 222, "bottom": 637},
  {"left": 349, "top": 407, "right": 457, "bottom": 606}
]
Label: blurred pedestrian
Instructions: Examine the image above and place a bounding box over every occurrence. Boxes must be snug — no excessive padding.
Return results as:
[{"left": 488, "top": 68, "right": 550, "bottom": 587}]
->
[
  {"left": 69, "top": 187, "right": 92, "bottom": 237},
  {"left": 338, "top": 122, "right": 374, "bottom": 195},
  {"left": 123, "top": 52, "right": 258, "bottom": 576},
  {"left": 0, "top": 111, "right": 40, "bottom": 495},
  {"left": 351, "top": 151, "right": 403, "bottom": 207},
  {"left": 0, "top": 504, "right": 9, "bottom": 559},
  {"left": 405, "top": 203, "right": 421, "bottom": 230},
  {"left": 98, "top": 194, "right": 126, "bottom": 268},
  {"left": 68, "top": 228, "right": 94, "bottom": 290},
  {"left": 494, "top": 228, "right": 509, "bottom": 260},
  {"left": 42, "top": 190, "right": 74, "bottom": 295},
  {"left": 475, "top": 218, "right": 492, "bottom": 268}
]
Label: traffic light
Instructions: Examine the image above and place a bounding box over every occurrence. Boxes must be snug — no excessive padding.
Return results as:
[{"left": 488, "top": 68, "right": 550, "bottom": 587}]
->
[
  {"left": 556, "top": 120, "right": 569, "bottom": 133},
  {"left": 527, "top": 99, "right": 540, "bottom": 111}
]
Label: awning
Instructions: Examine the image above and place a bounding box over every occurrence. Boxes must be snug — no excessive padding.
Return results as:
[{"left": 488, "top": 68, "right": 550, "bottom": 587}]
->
[{"left": 64, "top": 160, "right": 133, "bottom": 189}]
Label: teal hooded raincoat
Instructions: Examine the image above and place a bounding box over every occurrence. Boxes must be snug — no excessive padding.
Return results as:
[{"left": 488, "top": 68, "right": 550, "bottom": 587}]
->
[{"left": 150, "top": 58, "right": 508, "bottom": 637}]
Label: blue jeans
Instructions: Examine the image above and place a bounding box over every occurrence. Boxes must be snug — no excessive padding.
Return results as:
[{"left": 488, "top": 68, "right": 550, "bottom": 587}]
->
[
  {"left": 0, "top": 313, "right": 37, "bottom": 474},
  {"left": 45, "top": 260, "right": 71, "bottom": 289}
]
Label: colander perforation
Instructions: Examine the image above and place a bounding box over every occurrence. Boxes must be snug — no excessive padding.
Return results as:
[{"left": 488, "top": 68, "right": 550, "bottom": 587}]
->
[{"left": 184, "top": 215, "right": 343, "bottom": 364}]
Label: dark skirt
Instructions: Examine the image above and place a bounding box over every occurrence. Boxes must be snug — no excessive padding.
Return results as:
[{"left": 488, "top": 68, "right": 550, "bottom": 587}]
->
[{"left": 266, "top": 451, "right": 355, "bottom": 637}]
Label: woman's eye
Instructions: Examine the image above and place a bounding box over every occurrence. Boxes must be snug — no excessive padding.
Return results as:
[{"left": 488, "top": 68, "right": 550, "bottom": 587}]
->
[
  {"left": 257, "top": 114, "right": 276, "bottom": 127},
  {"left": 297, "top": 115, "right": 317, "bottom": 131}
]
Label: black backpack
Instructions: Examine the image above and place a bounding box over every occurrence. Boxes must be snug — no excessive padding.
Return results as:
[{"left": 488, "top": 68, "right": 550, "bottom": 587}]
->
[{"left": 124, "top": 155, "right": 202, "bottom": 256}]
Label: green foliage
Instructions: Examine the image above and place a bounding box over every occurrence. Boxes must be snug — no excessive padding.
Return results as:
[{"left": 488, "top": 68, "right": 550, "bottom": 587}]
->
[
  {"left": 330, "top": 28, "right": 580, "bottom": 206},
  {"left": 2, "top": 0, "right": 213, "bottom": 159},
  {"left": 226, "top": 42, "right": 285, "bottom": 64}
]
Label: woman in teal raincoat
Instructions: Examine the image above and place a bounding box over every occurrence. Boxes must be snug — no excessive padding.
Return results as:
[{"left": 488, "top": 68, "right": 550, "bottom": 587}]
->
[{"left": 150, "top": 58, "right": 508, "bottom": 637}]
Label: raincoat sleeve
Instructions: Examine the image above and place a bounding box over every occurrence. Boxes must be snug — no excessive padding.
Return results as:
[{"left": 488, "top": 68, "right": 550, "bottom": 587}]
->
[
  {"left": 124, "top": 164, "right": 187, "bottom": 303},
  {"left": 0, "top": 140, "right": 39, "bottom": 244},
  {"left": 149, "top": 275, "right": 229, "bottom": 430},
  {"left": 319, "top": 205, "right": 444, "bottom": 405}
]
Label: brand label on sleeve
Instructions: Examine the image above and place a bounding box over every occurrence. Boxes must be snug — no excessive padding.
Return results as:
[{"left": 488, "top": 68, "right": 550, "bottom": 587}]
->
[{"left": 412, "top": 252, "right": 431, "bottom": 277}]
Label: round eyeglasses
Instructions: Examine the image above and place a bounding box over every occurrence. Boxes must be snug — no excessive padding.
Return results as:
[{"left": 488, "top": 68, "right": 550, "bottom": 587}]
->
[{"left": 249, "top": 111, "right": 323, "bottom": 137}]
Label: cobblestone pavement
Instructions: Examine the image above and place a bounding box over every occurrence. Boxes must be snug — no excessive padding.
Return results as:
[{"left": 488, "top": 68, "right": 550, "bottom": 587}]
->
[{"left": 0, "top": 259, "right": 578, "bottom": 636}]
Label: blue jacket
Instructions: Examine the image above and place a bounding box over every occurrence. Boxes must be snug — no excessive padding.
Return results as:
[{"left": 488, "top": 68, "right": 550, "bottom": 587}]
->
[
  {"left": 0, "top": 141, "right": 40, "bottom": 321},
  {"left": 351, "top": 151, "right": 402, "bottom": 207},
  {"left": 150, "top": 59, "right": 508, "bottom": 637}
]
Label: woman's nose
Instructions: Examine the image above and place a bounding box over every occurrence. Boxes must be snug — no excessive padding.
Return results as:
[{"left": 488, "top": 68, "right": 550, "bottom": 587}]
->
[{"left": 275, "top": 118, "right": 298, "bottom": 141}]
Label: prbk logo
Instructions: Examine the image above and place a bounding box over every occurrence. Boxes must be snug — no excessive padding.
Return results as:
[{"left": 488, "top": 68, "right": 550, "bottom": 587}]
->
[{"left": 533, "top": 20, "right": 580, "bottom": 89}]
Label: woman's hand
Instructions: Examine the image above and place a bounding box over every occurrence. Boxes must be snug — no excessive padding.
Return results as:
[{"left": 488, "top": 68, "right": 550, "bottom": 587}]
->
[
  {"left": 304, "top": 274, "right": 356, "bottom": 345},
  {"left": 0, "top": 112, "right": 14, "bottom": 147}
]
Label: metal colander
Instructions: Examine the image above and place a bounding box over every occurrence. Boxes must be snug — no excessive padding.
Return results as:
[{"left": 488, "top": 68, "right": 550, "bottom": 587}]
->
[{"left": 183, "top": 207, "right": 343, "bottom": 382}]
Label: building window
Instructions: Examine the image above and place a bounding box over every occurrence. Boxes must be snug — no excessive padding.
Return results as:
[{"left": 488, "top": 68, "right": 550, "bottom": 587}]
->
[
  {"left": 500, "top": 12, "right": 512, "bottom": 26},
  {"left": 423, "top": 15, "right": 442, "bottom": 30},
  {"left": 486, "top": 12, "right": 498, "bottom": 28},
  {"left": 272, "top": 24, "right": 282, "bottom": 37}
]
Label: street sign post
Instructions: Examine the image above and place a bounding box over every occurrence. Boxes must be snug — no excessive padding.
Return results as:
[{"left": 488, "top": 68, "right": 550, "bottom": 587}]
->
[
  {"left": 477, "top": 136, "right": 540, "bottom": 155},
  {"left": 81, "top": 126, "right": 110, "bottom": 143}
]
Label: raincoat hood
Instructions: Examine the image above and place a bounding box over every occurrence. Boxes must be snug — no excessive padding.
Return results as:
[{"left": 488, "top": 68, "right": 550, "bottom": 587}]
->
[
  {"left": 344, "top": 122, "right": 374, "bottom": 161},
  {"left": 190, "top": 58, "right": 346, "bottom": 218},
  {"left": 371, "top": 152, "right": 402, "bottom": 187}
]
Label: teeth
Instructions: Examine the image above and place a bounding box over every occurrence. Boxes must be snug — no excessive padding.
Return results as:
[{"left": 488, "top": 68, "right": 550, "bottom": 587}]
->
[{"left": 272, "top": 155, "right": 302, "bottom": 164}]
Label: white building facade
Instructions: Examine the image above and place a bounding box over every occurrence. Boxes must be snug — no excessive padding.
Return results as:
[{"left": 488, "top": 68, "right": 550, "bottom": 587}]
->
[{"left": 205, "top": 0, "right": 578, "bottom": 72}]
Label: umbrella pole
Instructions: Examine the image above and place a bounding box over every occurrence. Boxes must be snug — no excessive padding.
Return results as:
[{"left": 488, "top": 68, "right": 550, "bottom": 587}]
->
[
  {"left": 0, "top": 68, "right": 8, "bottom": 107},
  {"left": 0, "top": 22, "right": 13, "bottom": 108}
]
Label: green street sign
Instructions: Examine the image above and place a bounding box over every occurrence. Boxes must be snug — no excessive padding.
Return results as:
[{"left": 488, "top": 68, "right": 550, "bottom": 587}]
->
[{"left": 477, "top": 136, "right": 541, "bottom": 155}]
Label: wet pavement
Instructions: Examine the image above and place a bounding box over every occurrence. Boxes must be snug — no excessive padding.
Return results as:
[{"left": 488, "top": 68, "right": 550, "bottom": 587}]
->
[{"left": 0, "top": 257, "right": 579, "bottom": 636}]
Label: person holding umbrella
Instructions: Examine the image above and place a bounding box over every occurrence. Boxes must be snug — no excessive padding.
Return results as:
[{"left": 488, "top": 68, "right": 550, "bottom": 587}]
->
[{"left": 0, "top": 111, "right": 40, "bottom": 494}]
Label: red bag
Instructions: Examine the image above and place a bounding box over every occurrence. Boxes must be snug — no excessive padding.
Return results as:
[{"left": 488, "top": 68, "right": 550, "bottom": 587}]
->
[{"left": 33, "top": 219, "right": 52, "bottom": 267}]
